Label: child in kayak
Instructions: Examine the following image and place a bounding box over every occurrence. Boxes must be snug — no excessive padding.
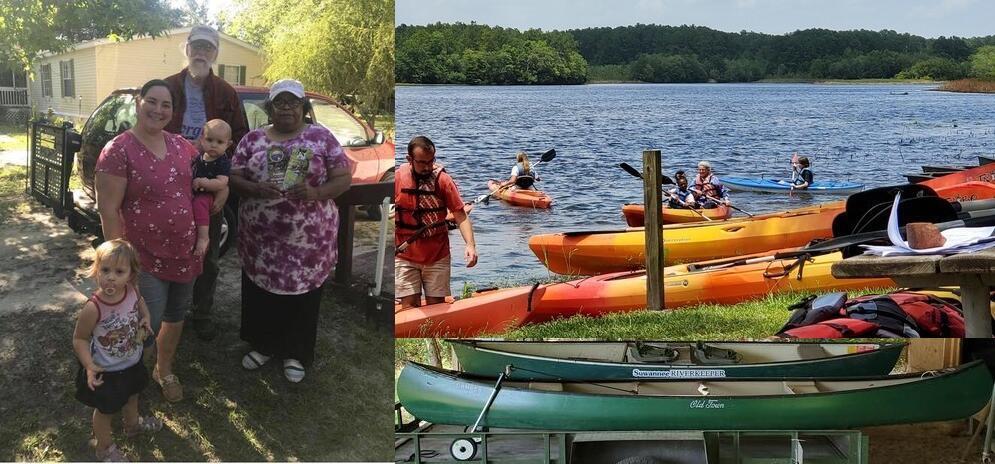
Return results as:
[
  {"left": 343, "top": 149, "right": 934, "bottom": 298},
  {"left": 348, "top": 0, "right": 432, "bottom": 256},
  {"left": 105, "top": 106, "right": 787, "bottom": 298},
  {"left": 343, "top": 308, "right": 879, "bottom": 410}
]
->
[
  {"left": 691, "top": 161, "right": 730, "bottom": 208},
  {"left": 791, "top": 156, "right": 813, "bottom": 190},
  {"left": 500, "top": 151, "right": 538, "bottom": 190},
  {"left": 667, "top": 170, "right": 698, "bottom": 209}
]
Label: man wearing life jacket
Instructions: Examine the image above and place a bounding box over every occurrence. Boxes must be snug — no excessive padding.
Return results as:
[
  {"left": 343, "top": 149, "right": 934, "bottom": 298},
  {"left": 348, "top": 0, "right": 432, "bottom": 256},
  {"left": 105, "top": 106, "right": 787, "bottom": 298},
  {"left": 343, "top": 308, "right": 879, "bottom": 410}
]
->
[
  {"left": 395, "top": 136, "right": 478, "bottom": 310},
  {"left": 667, "top": 170, "right": 698, "bottom": 209},
  {"left": 691, "top": 161, "right": 730, "bottom": 208},
  {"left": 791, "top": 156, "right": 814, "bottom": 190}
]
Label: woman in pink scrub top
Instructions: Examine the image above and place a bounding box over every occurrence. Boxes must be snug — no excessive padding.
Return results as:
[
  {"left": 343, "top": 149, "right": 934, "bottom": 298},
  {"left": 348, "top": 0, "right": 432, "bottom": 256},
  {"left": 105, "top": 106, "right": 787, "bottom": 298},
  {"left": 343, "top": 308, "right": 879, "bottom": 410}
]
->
[{"left": 95, "top": 79, "right": 207, "bottom": 403}]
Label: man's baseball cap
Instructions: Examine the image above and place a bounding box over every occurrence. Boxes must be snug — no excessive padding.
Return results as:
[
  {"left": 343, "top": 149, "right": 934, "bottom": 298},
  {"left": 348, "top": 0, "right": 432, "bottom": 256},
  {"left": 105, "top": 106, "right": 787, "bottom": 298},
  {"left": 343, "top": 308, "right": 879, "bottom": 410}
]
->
[
  {"left": 188, "top": 25, "right": 219, "bottom": 49},
  {"left": 269, "top": 79, "right": 306, "bottom": 100}
]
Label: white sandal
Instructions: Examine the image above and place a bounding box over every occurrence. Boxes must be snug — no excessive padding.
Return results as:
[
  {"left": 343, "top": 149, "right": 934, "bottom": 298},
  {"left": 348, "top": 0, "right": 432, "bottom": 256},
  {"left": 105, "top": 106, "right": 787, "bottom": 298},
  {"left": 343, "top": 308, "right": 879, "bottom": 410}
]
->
[
  {"left": 283, "top": 359, "right": 305, "bottom": 383},
  {"left": 242, "top": 351, "right": 271, "bottom": 370}
]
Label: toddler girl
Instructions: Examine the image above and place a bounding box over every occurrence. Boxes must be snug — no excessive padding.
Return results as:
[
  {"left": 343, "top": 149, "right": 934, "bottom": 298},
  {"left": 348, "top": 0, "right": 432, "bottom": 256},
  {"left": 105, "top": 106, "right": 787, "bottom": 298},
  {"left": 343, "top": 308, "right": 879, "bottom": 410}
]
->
[{"left": 73, "top": 239, "right": 161, "bottom": 461}]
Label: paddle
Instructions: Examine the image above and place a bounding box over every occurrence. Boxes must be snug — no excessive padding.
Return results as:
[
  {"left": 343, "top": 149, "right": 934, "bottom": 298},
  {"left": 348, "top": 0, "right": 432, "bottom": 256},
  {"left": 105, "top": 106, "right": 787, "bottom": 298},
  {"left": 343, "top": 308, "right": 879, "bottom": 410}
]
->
[
  {"left": 619, "top": 162, "right": 675, "bottom": 185},
  {"left": 618, "top": 162, "right": 711, "bottom": 221},
  {"left": 396, "top": 193, "right": 490, "bottom": 253},
  {"left": 689, "top": 187, "right": 756, "bottom": 218}
]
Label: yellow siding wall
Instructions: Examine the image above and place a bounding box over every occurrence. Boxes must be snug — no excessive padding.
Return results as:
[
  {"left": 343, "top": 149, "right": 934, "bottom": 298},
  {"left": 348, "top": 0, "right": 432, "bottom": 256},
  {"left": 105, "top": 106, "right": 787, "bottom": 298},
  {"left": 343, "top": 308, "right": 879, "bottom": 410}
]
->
[
  {"left": 29, "top": 48, "right": 98, "bottom": 124},
  {"left": 29, "top": 30, "right": 264, "bottom": 124}
]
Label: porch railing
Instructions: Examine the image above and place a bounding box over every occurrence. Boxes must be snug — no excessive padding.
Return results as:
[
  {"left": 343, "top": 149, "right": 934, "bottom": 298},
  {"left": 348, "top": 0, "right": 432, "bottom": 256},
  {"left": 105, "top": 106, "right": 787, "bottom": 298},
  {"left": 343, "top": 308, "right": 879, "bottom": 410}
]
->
[{"left": 0, "top": 86, "right": 28, "bottom": 106}]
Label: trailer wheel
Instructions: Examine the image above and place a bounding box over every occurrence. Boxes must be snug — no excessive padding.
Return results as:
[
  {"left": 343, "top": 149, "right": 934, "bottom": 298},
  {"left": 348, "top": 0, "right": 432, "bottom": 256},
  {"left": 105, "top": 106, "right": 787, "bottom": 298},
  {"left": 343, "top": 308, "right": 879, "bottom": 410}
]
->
[{"left": 450, "top": 437, "right": 478, "bottom": 461}]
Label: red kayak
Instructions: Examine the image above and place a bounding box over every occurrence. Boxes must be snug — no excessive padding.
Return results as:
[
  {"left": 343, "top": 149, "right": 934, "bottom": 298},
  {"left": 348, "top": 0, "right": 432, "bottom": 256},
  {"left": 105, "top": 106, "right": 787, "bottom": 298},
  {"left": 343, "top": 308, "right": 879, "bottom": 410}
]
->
[{"left": 487, "top": 180, "right": 552, "bottom": 208}]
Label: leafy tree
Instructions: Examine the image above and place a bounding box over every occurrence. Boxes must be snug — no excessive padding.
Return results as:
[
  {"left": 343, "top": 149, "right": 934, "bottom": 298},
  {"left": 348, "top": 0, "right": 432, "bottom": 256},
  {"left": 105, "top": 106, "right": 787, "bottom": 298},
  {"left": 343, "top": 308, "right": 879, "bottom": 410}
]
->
[
  {"left": 970, "top": 46, "right": 995, "bottom": 80},
  {"left": 225, "top": 0, "right": 394, "bottom": 119},
  {"left": 898, "top": 57, "right": 967, "bottom": 80},
  {"left": 0, "top": 0, "right": 180, "bottom": 72},
  {"left": 930, "top": 36, "right": 972, "bottom": 61}
]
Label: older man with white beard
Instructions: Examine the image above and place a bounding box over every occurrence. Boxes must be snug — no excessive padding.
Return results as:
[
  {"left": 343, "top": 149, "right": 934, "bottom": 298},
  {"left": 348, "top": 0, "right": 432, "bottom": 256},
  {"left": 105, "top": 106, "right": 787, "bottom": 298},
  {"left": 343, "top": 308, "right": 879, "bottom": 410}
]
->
[{"left": 165, "top": 25, "right": 249, "bottom": 341}]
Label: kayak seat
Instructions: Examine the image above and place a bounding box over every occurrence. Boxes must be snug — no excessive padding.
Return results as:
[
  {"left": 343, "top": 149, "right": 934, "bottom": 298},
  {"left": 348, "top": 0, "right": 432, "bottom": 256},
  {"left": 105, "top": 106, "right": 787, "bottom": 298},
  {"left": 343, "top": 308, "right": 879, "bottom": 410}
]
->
[
  {"left": 691, "top": 343, "right": 744, "bottom": 365},
  {"left": 627, "top": 343, "right": 681, "bottom": 363},
  {"left": 796, "top": 344, "right": 831, "bottom": 360},
  {"left": 783, "top": 381, "right": 820, "bottom": 395}
]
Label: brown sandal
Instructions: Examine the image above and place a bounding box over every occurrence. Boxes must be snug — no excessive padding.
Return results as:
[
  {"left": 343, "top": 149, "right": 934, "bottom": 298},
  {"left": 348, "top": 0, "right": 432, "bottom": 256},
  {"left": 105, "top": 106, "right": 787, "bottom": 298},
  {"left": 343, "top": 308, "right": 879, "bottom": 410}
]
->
[{"left": 152, "top": 367, "right": 183, "bottom": 402}]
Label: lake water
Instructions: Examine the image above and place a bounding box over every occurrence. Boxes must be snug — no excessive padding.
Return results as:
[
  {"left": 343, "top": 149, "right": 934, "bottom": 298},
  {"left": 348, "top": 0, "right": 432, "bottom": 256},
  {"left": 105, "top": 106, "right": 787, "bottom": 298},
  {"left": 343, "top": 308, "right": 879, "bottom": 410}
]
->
[{"left": 395, "top": 83, "right": 995, "bottom": 292}]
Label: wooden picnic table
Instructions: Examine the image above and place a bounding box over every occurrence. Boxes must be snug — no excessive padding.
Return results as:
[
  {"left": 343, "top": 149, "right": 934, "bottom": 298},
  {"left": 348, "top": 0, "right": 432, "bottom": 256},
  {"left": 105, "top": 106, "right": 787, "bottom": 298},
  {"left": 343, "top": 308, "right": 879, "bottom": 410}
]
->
[{"left": 832, "top": 248, "right": 995, "bottom": 338}]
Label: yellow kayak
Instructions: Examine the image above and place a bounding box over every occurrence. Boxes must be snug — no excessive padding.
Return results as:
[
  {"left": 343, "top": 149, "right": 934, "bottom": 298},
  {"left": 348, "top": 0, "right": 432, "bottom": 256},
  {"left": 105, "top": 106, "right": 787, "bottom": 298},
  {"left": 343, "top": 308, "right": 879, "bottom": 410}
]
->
[{"left": 530, "top": 205, "right": 842, "bottom": 275}]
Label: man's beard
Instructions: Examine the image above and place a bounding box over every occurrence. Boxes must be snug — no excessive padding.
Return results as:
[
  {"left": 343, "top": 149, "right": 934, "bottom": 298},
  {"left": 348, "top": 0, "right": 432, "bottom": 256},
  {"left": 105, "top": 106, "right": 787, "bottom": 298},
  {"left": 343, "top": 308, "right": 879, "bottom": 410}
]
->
[
  {"left": 188, "top": 59, "right": 213, "bottom": 79},
  {"left": 413, "top": 168, "right": 434, "bottom": 182}
]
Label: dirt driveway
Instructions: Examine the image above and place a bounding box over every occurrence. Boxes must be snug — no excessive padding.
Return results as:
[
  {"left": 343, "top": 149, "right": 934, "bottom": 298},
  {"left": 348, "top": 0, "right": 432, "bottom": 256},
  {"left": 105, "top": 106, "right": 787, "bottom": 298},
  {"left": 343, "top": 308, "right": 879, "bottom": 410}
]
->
[{"left": 0, "top": 195, "right": 393, "bottom": 461}]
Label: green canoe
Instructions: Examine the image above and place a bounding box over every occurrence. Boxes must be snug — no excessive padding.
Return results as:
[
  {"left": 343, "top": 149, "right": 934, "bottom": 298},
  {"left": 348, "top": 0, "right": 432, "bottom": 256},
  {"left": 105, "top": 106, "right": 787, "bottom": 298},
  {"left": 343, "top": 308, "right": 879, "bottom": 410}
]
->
[
  {"left": 450, "top": 341, "right": 905, "bottom": 380},
  {"left": 396, "top": 360, "right": 993, "bottom": 431}
]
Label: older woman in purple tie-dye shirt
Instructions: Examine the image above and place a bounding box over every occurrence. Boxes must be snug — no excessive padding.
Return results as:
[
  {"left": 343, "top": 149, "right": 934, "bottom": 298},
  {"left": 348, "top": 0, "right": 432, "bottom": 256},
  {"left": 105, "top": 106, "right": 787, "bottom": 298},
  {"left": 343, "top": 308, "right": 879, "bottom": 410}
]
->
[{"left": 228, "top": 79, "right": 352, "bottom": 383}]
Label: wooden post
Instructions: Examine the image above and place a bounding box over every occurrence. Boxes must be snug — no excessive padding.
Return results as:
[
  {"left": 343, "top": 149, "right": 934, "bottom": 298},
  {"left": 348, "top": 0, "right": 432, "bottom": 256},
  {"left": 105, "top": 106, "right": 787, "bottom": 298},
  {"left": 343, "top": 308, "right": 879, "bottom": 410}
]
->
[{"left": 643, "top": 150, "right": 664, "bottom": 310}]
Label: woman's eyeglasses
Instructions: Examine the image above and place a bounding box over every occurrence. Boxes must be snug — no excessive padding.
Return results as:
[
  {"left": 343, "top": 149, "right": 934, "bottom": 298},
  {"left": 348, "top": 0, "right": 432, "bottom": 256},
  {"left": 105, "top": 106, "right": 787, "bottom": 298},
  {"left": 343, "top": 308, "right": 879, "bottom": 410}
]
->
[{"left": 272, "top": 98, "right": 304, "bottom": 109}]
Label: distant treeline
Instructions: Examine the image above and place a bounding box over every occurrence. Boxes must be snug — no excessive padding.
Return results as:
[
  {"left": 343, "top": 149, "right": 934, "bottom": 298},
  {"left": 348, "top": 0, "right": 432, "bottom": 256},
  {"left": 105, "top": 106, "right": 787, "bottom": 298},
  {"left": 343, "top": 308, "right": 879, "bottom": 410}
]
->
[{"left": 396, "top": 23, "right": 995, "bottom": 84}]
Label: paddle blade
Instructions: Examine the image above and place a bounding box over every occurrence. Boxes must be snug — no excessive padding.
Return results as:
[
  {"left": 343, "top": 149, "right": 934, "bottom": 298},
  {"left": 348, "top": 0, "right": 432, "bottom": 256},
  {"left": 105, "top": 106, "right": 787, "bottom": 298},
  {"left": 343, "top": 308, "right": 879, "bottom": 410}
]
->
[
  {"left": 619, "top": 162, "right": 643, "bottom": 179},
  {"left": 539, "top": 148, "right": 556, "bottom": 162}
]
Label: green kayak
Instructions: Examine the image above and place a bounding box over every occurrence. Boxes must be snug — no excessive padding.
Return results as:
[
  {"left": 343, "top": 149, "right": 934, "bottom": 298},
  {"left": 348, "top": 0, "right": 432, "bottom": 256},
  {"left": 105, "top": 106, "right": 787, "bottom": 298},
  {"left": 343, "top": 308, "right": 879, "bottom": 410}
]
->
[
  {"left": 451, "top": 341, "right": 904, "bottom": 380},
  {"left": 397, "top": 360, "right": 993, "bottom": 431}
]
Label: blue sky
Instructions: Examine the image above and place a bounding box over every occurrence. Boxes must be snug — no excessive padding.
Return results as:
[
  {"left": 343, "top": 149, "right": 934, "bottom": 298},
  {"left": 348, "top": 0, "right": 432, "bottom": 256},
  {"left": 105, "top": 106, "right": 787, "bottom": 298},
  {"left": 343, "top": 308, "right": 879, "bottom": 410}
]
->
[{"left": 396, "top": 0, "right": 994, "bottom": 38}]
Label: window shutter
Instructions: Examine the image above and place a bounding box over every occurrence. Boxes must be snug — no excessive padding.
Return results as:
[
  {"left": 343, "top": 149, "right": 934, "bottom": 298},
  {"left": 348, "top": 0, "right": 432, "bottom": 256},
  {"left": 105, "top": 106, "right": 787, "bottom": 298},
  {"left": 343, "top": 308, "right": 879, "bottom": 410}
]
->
[{"left": 239, "top": 66, "right": 246, "bottom": 85}]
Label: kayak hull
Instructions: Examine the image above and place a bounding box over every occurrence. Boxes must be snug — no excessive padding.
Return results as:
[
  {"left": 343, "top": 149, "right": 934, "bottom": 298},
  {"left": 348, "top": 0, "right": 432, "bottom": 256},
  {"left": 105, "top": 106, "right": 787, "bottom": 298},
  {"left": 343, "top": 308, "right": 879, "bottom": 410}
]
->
[
  {"left": 397, "top": 361, "right": 993, "bottom": 431},
  {"left": 722, "top": 177, "right": 864, "bottom": 194},
  {"left": 396, "top": 248, "right": 892, "bottom": 337},
  {"left": 622, "top": 203, "right": 733, "bottom": 226},
  {"left": 451, "top": 341, "right": 905, "bottom": 380},
  {"left": 531, "top": 207, "right": 842, "bottom": 275},
  {"left": 394, "top": 286, "right": 542, "bottom": 338},
  {"left": 487, "top": 180, "right": 552, "bottom": 208}
]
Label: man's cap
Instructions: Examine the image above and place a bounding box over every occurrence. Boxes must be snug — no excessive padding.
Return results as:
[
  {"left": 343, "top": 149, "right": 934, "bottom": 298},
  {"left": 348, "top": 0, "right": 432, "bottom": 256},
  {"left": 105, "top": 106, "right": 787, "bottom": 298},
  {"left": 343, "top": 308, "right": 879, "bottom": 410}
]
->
[
  {"left": 188, "top": 25, "right": 219, "bottom": 49},
  {"left": 269, "top": 79, "right": 306, "bottom": 100}
]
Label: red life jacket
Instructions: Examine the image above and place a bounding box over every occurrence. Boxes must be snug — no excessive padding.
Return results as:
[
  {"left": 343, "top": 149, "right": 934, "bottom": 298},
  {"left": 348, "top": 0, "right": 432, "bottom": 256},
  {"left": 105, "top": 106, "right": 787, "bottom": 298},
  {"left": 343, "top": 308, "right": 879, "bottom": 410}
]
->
[
  {"left": 780, "top": 318, "right": 880, "bottom": 338},
  {"left": 846, "top": 292, "right": 965, "bottom": 337},
  {"left": 693, "top": 174, "right": 721, "bottom": 199},
  {"left": 395, "top": 163, "right": 448, "bottom": 244},
  {"left": 778, "top": 291, "right": 967, "bottom": 338}
]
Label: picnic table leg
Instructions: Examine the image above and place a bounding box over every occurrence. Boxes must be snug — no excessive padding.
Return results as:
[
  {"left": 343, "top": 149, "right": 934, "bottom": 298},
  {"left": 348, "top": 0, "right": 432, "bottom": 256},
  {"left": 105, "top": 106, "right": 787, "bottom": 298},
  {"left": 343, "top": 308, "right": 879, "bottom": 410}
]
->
[{"left": 960, "top": 276, "right": 992, "bottom": 338}]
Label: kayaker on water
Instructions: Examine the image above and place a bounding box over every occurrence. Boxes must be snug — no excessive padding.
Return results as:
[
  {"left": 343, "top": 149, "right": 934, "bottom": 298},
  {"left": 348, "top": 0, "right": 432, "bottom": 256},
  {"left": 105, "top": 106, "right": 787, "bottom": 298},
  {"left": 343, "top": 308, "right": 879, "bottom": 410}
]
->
[
  {"left": 691, "top": 161, "right": 730, "bottom": 208},
  {"left": 667, "top": 170, "right": 698, "bottom": 209},
  {"left": 790, "top": 156, "right": 813, "bottom": 190},
  {"left": 499, "top": 151, "right": 538, "bottom": 190},
  {"left": 395, "top": 136, "right": 478, "bottom": 310}
]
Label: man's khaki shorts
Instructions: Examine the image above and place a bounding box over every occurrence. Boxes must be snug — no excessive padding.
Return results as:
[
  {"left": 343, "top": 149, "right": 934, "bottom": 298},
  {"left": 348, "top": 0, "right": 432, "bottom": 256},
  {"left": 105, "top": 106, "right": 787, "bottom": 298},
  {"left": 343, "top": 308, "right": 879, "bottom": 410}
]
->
[{"left": 395, "top": 256, "right": 451, "bottom": 299}]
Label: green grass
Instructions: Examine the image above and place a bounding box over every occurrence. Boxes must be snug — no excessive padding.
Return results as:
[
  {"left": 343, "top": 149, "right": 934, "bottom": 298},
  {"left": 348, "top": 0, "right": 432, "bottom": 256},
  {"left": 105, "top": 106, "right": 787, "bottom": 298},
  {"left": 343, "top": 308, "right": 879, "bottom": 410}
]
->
[
  {"left": 0, "top": 282, "right": 392, "bottom": 462},
  {"left": 0, "top": 165, "right": 28, "bottom": 225},
  {"left": 0, "top": 122, "right": 29, "bottom": 151},
  {"left": 0, "top": 181, "right": 393, "bottom": 460},
  {"left": 496, "top": 287, "right": 897, "bottom": 340}
]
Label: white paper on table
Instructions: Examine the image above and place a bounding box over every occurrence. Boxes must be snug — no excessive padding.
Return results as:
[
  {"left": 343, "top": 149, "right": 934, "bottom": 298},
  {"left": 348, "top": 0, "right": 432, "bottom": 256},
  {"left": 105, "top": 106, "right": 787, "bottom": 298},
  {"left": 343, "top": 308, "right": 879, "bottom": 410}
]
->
[{"left": 861, "top": 191, "right": 995, "bottom": 256}]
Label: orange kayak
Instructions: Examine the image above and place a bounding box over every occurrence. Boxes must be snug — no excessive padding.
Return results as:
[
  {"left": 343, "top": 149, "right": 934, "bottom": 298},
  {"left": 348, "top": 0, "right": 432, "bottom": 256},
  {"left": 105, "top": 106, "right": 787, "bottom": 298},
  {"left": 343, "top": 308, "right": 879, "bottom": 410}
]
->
[
  {"left": 532, "top": 181, "right": 995, "bottom": 275},
  {"left": 622, "top": 203, "right": 733, "bottom": 226},
  {"left": 395, "top": 286, "right": 545, "bottom": 338},
  {"left": 487, "top": 180, "right": 552, "bottom": 208},
  {"left": 394, "top": 248, "right": 893, "bottom": 337}
]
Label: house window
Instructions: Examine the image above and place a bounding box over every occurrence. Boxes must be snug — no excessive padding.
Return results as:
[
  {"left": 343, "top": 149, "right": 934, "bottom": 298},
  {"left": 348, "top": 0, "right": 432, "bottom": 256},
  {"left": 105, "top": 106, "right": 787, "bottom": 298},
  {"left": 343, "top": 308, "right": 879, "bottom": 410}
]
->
[
  {"left": 41, "top": 64, "right": 52, "bottom": 97},
  {"left": 59, "top": 59, "right": 75, "bottom": 97},
  {"left": 217, "top": 64, "right": 245, "bottom": 85}
]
